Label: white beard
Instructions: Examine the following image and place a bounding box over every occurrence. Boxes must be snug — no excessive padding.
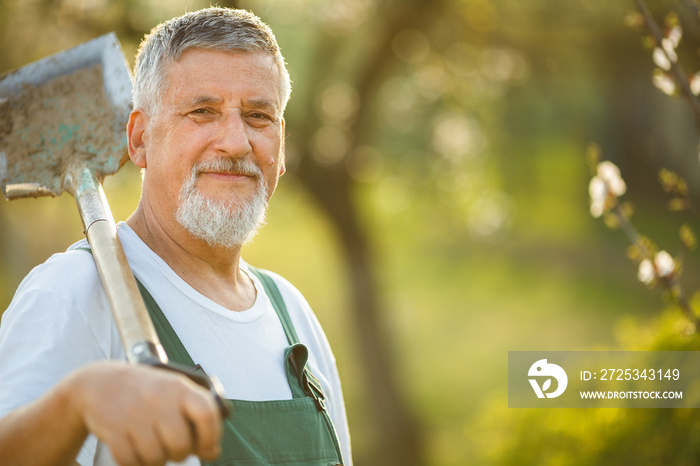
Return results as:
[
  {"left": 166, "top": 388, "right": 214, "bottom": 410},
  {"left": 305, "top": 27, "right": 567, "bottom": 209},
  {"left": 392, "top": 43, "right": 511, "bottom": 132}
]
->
[{"left": 175, "top": 158, "right": 268, "bottom": 248}]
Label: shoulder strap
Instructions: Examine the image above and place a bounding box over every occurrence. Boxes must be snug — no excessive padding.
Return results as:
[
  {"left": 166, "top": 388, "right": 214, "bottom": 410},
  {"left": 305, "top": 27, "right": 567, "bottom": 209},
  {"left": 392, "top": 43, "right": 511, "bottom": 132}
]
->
[
  {"left": 135, "top": 280, "right": 196, "bottom": 367},
  {"left": 247, "top": 265, "right": 330, "bottom": 410},
  {"left": 74, "top": 246, "right": 195, "bottom": 367},
  {"left": 246, "top": 265, "right": 300, "bottom": 346}
]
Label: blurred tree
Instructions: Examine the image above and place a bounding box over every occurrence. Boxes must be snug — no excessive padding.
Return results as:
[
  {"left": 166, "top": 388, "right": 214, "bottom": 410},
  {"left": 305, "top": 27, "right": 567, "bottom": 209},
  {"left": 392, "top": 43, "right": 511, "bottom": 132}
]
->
[{"left": 278, "top": 1, "right": 442, "bottom": 463}]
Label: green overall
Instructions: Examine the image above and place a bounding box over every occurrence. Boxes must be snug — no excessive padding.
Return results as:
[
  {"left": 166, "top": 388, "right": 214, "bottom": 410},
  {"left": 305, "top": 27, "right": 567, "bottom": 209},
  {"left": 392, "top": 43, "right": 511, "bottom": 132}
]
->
[{"left": 136, "top": 266, "right": 345, "bottom": 465}]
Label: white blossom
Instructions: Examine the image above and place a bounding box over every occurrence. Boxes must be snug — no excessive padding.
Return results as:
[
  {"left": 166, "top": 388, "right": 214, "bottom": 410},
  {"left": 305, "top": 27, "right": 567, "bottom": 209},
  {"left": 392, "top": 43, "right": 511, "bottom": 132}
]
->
[
  {"left": 588, "top": 161, "right": 627, "bottom": 218},
  {"left": 661, "top": 38, "right": 678, "bottom": 64},
  {"left": 691, "top": 72, "right": 700, "bottom": 96},
  {"left": 637, "top": 251, "right": 675, "bottom": 285},
  {"left": 638, "top": 259, "right": 655, "bottom": 285},
  {"left": 588, "top": 176, "right": 606, "bottom": 200},
  {"left": 588, "top": 176, "right": 607, "bottom": 218},
  {"left": 668, "top": 25, "right": 682, "bottom": 48},
  {"left": 652, "top": 70, "right": 676, "bottom": 96},
  {"left": 655, "top": 250, "right": 675, "bottom": 277},
  {"left": 596, "top": 161, "right": 626, "bottom": 196},
  {"left": 590, "top": 200, "right": 605, "bottom": 218},
  {"left": 653, "top": 47, "right": 671, "bottom": 71}
]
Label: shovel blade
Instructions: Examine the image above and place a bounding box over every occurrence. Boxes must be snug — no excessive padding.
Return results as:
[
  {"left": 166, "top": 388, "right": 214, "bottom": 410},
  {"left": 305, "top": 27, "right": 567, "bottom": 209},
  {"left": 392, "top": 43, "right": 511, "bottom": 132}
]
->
[{"left": 0, "top": 33, "right": 133, "bottom": 199}]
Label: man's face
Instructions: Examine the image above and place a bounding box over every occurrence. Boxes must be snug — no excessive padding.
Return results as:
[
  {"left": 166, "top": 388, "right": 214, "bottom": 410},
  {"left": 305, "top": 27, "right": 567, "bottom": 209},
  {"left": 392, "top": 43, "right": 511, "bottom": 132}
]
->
[{"left": 132, "top": 48, "right": 285, "bottom": 237}]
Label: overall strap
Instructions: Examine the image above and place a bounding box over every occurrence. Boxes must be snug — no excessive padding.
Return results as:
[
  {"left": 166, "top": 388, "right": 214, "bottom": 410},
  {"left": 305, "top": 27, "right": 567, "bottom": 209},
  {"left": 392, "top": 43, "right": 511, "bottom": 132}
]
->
[
  {"left": 246, "top": 266, "right": 299, "bottom": 346},
  {"left": 135, "top": 280, "right": 196, "bottom": 368},
  {"left": 247, "top": 266, "right": 329, "bottom": 411},
  {"left": 74, "top": 246, "right": 195, "bottom": 367}
]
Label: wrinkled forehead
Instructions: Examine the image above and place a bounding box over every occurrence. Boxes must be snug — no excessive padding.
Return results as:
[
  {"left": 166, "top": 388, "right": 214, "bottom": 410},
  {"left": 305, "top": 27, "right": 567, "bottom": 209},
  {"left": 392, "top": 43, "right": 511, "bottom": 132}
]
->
[{"left": 160, "top": 48, "right": 284, "bottom": 110}]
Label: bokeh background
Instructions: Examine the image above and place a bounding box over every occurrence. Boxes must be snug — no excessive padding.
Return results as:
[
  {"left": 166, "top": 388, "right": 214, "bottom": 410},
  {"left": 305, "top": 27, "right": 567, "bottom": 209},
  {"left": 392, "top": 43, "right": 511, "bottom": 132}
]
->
[{"left": 2, "top": 0, "right": 700, "bottom": 464}]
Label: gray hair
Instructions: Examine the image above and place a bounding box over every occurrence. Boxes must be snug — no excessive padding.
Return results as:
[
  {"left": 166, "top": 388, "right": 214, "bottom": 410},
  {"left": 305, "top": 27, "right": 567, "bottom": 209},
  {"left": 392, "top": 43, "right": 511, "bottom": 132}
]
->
[{"left": 133, "top": 7, "right": 291, "bottom": 115}]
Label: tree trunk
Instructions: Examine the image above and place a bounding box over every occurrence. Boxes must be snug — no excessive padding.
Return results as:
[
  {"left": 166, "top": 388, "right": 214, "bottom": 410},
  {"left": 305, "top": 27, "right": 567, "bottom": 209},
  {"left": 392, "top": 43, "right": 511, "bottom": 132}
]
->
[{"left": 295, "top": 157, "right": 425, "bottom": 466}]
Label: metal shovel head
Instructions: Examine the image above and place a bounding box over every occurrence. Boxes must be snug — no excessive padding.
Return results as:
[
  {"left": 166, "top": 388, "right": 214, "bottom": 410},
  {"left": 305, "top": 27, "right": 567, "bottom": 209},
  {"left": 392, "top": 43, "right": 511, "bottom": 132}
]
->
[{"left": 0, "top": 33, "right": 133, "bottom": 199}]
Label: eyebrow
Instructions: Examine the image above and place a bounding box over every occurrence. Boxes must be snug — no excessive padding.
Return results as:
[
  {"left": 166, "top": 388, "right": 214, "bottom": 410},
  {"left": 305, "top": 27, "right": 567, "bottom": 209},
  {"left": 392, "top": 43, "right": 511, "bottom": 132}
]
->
[
  {"left": 187, "top": 95, "right": 223, "bottom": 108},
  {"left": 181, "top": 96, "right": 279, "bottom": 113},
  {"left": 245, "top": 98, "right": 279, "bottom": 114}
]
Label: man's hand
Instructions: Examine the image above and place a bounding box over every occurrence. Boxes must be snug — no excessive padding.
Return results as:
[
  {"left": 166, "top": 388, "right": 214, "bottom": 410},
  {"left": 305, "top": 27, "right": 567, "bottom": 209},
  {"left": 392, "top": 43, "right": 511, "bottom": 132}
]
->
[{"left": 64, "top": 361, "right": 223, "bottom": 465}]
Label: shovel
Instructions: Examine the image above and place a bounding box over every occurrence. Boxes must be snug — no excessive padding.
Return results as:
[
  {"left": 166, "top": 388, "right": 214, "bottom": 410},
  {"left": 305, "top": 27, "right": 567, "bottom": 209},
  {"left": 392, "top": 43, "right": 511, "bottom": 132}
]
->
[{"left": 0, "top": 33, "right": 228, "bottom": 416}]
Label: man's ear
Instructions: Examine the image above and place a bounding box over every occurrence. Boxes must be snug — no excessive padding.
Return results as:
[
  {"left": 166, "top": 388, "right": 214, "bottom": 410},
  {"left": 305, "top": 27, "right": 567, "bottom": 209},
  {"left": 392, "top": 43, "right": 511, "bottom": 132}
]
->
[
  {"left": 278, "top": 118, "right": 286, "bottom": 176},
  {"left": 127, "top": 109, "right": 148, "bottom": 168}
]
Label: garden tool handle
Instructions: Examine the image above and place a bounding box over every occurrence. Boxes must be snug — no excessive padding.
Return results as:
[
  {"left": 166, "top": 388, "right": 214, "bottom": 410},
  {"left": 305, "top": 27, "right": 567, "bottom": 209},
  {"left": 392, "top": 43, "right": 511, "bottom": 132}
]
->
[{"left": 70, "top": 165, "right": 165, "bottom": 365}]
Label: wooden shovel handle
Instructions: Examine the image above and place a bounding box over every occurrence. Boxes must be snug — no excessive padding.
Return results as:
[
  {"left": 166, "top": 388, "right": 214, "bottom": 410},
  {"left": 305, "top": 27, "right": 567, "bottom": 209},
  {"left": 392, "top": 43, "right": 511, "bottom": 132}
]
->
[
  {"left": 71, "top": 166, "right": 166, "bottom": 365},
  {"left": 87, "top": 219, "right": 168, "bottom": 363}
]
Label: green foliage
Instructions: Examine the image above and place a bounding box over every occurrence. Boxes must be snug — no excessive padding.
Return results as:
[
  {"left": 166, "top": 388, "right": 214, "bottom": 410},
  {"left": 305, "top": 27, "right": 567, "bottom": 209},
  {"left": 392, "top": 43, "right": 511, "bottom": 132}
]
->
[{"left": 680, "top": 223, "right": 696, "bottom": 250}]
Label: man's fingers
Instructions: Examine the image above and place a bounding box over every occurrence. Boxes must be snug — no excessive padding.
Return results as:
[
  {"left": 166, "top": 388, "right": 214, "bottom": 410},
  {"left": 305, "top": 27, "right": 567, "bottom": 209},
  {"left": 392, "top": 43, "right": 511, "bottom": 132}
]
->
[
  {"left": 154, "top": 412, "right": 194, "bottom": 462},
  {"left": 128, "top": 426, "right": 168, "bottom": 466},
  {"left": 107, "top": 433, "right": 140, "bottom": 466},
  {"left": 180, "top": 386, "right": 222, "bottom": 460}
]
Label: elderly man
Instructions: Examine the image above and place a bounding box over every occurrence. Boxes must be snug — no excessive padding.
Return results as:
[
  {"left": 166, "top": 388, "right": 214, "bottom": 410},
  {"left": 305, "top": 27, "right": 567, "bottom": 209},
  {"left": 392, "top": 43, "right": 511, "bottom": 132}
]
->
[{"left": 0, "top": 7, "right": 351, "bottom": 466}]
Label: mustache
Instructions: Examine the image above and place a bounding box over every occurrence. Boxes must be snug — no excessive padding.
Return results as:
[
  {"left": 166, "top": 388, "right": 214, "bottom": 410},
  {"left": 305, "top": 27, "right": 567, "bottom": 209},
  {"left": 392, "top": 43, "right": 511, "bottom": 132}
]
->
[{"left": 192, "top": 157, "right": 263, "bottom": 178}]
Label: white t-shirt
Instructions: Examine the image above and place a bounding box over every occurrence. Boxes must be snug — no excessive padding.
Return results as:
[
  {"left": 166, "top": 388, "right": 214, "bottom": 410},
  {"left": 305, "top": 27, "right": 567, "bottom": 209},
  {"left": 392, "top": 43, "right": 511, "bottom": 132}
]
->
[{"left": 0, "top": 223, "right": 352, "bottom": 465}]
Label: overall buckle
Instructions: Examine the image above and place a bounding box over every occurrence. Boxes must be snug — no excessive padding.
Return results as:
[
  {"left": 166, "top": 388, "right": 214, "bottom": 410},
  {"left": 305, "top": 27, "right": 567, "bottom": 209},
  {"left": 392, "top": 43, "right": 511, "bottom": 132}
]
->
[{"left": 303, "top": 370, "right": 327, "bottom": 411}]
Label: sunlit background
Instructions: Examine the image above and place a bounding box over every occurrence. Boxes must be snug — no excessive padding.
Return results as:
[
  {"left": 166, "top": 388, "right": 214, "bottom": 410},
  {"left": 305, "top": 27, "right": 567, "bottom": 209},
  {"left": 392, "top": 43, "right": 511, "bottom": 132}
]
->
[{"left": 2, "top": 0, "right": 700, "bottom": 464}]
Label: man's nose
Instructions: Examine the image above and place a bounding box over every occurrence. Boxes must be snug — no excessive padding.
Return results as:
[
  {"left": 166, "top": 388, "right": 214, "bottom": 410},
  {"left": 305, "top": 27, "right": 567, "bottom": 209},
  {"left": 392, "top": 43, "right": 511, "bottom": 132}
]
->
[{"left": 213, "top": 112, "right": 252, "bottom": 157}]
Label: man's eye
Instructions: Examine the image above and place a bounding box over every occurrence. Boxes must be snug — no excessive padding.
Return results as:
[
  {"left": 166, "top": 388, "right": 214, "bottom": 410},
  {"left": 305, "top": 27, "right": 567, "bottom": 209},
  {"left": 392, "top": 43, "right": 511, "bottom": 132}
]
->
[{"left": 192, "top": 108, "right": 210, "bottom": 114}]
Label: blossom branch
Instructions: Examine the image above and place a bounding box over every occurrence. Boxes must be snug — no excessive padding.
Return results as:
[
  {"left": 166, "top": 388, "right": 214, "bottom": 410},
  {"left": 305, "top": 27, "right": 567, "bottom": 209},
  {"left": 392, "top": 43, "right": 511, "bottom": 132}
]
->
[
  {"left": 634, "top": 0, "right": 700, "bottom": 133},
  {"left": 682, "top": 0, "right": 700, "bottom": 19},
  {"left": 614, "top": 205, "right": 700, "bottom": 327},
  {"left": 590, "top": 159, "right": 700, "bottom": 327},
  {"left": 658, "top": 169, "right": 700, "bottom": 222}
]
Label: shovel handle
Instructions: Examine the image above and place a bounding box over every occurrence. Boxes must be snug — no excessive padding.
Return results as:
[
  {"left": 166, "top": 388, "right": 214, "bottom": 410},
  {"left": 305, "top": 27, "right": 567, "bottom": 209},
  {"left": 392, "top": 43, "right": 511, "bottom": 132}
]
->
[{"left": 71, "top": 166, "right": 166, "bottom": 365}]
